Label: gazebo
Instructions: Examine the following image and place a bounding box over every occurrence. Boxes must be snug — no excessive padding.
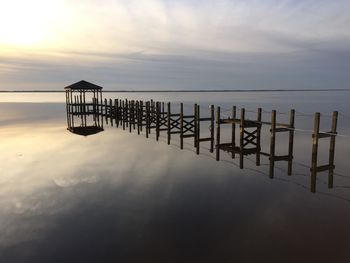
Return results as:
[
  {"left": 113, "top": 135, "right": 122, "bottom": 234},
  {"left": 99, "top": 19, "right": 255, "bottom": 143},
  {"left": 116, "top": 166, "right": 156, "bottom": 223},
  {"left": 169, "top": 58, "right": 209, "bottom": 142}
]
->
[{"left": 64, "top": 80, "right": 104, "bottom": 136}]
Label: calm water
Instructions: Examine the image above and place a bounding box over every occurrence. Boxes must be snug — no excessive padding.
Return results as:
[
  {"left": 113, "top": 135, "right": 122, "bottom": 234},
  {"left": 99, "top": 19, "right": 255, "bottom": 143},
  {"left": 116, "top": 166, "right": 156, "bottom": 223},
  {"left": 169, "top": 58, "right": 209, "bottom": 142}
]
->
[{"left": 1, "top": 91, "right": 350, "bottom": 263}]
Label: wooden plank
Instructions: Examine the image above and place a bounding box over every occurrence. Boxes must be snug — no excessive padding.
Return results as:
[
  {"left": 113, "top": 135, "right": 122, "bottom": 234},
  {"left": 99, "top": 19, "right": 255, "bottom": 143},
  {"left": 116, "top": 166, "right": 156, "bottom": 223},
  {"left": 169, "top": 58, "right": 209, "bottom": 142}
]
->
[{"left": 316, "top": 164, "right": 335, "bottom": 172}]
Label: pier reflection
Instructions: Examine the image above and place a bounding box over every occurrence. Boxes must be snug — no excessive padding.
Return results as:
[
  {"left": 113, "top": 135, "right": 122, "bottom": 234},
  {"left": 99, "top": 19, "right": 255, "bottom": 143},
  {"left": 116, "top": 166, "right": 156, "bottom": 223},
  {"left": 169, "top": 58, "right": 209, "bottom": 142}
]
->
[{"left": 65, "top": 80, "right": 104, "bottom": 136}]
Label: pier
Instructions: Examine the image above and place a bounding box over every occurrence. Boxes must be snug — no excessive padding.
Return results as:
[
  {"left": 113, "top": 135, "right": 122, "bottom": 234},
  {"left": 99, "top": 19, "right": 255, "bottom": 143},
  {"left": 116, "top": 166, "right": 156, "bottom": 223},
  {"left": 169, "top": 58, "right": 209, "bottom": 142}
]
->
[{"left": 65, "top": 81, "right": 339, "bottom": 193}]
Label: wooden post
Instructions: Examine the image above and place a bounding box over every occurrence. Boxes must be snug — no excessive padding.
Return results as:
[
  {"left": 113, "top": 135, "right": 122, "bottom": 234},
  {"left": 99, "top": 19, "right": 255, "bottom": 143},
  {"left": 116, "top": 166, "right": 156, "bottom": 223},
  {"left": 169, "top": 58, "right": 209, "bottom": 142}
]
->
[
  {"left": 311, "top": 112, "right": 320, "bottom": 193},
  {"left": 196, "top": 104, "right": 200, "bottom": 155},
  {"left": 180, "top": 103, "right": 184, "bottom": 149},
  {"left": 109, "top": 99, "right": 113, "bottom": 126},
  {"left": 129, "top": 100, "right": 133, "bottom": 133},
  {"left": 156, "top": 102, "right": 160, "bottom": 141},
  {"left": 146, "top": 101, "right": 150, "bottom": 138},
  {"left": 240, "top": 108, "right": 245, "bottom": 169},
  {"left": 194, "top": 104, "right": 197, "bottom": 147},
  {"left": 162, "top": 102, "right": 165, "bottom": 118},
  {"left": 328, "top": 111, "right": 338, "bottom": 188},
  {"left": 116, "top": 99, "right": 119, "bottom": 128},
  {"left": 122, "top": 100, "right": 125, "bottom": 130},
  {"left": 132, "top": 100, "right": 136, "bottom": 130},
  {"left": 104, "top": 98, "right": 108, "bottom": 124},
  {"left": 137, "top": 101, "right": 140, "bottom": 135},
  {"left": 256, "top": 108, "right": 262, "bottom": 166},
  {"left": 125, "top": 99, "right": 129, "bottom": 128},
  {"left": 216, "top": 106, "right": 221, "bottom": 161},
  {"left": 287, "top": 109, "right": 295, "bottom": 175},
  {"left": 167, "top": 102, "right": 171, "bottom": 145},
  {"left": 232, "top": 106, "right": 236, "bottom": 159},
  {"left": 210, "top": 105, "right": 214, "bottom": 153},
  {"left": 140, "top": 101, "right": 144, "bottom": 132},
  {"left": 269, "top": 110, "right": 276, "bottom": 178}
]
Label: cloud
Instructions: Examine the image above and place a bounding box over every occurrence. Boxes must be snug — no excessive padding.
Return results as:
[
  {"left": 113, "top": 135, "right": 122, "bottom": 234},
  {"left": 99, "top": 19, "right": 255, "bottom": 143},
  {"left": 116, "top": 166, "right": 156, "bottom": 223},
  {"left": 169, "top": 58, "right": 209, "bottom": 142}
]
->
[{"left": 1, "top": 0, "right": 350, "bottom": 90}]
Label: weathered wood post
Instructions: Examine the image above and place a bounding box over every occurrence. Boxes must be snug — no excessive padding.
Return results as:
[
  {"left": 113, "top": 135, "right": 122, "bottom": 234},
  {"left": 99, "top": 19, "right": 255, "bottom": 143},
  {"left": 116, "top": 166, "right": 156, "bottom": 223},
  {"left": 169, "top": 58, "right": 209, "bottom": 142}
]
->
[
  {"left": 194, "top": 104, "right": 198, "bottom": 147},
  {"left": 256, "top": 108, "right": 262, "bottom": 165},
  {"left": 311, "top": 112, "right": 320, "bottom": 193},
  {"left": 109, "top": 99, "right": 113, "bottom": 126},
  {"left": 140, "top": 100, "right": 144, "bottom": 132},
  {"left": 287, "top": 109, "right": 295, "bottom": 175},
  {"left": 116, "top": 99, "right": 119, "bottom": 128},
  {"left": 180, "top": 103, "right": 184, "bottom": 149},
  {"left": 125, "top": 99, "right": 129, "bottom": 128},
  {"left": 129, "top": 100, "right": 134, "bottom": 133},
  {"left": 269, "top": 110, "right": 276, "bottom": 178},
  {"left": 232, "top": 106, "right": 236, "bottom": 159},
  {"left": 146, "top": 101, "right": 150, "bottom": 138},
  {"left": 216, "top": 106, "right": 221, "bottom": 161},
  {"left": 167, "top": 102, "right": 171, "bottom": 145},
  {"left": 136, "top": 100, "right": 140, "bottom": 135},
  {"left": 328, "top": 111, "right": 338, "bottom": 188},
  {"left": 210, "top": 105, "right": 214, "bottom": 153},
  {"left": 239, "top": 108, "right": 245, "bottom": 169},
  {"left": 156, "top": 102, "right": 160, "bottom": 141},
  {"left": 104, "top": 98, "right": 108, "bottom": 124},
  {"left": 122, "top": 100, "right": 125, "bottom": 130},
  {"left": 196, "top": 104, "right": 200, "bottom": 155}
]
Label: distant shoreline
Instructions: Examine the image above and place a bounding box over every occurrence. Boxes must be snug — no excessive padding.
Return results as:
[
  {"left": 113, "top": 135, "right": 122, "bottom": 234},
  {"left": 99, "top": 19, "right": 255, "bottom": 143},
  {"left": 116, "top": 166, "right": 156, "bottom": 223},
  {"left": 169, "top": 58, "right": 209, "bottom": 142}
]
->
[{"left": 1, "top": 89, "right": 350, "bottom": 93}]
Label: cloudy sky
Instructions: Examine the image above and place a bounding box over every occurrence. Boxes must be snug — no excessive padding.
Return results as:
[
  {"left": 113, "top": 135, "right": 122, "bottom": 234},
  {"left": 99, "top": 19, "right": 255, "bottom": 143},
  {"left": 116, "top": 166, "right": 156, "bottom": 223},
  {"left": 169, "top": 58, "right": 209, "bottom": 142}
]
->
[{"left": 0, "top": 0, "right": 349, "bottom": 90}]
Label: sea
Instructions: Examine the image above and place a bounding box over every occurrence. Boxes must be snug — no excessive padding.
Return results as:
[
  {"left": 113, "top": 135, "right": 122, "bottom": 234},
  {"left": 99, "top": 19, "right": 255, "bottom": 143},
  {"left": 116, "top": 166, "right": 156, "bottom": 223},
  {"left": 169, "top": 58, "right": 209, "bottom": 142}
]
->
[{"left": 1, "top": 91, "right": 350, "bottom": 263}]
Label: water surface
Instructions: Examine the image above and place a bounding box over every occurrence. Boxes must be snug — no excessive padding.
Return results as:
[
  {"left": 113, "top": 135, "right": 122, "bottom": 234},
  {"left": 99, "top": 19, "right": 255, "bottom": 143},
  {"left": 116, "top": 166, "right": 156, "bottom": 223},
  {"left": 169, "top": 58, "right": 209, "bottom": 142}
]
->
[{"left": 1, "top": 91, "right": 350, "bottom": 263}]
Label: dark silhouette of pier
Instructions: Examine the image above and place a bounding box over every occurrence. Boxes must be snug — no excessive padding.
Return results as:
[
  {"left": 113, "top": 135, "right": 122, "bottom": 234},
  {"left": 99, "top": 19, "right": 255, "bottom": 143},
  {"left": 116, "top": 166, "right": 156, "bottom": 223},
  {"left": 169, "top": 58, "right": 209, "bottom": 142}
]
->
[{"left": 65, "top": 80, "right": 339, "bottom": 193}]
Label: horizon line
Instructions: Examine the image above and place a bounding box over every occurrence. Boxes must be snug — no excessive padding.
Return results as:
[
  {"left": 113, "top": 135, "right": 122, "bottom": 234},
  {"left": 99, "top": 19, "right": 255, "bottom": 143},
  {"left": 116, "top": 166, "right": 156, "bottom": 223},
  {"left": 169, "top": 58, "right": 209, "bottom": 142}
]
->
[{"left": 1, "top": 88, "right": 350, "bottom": 93}]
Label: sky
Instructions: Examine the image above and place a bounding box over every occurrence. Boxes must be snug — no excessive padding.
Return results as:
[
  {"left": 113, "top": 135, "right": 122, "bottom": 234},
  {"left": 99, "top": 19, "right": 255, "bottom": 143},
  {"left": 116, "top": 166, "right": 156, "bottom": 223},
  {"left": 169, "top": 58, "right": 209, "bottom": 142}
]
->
[{"left": 0, "top": 0, "right": 349, "bottom": 91}]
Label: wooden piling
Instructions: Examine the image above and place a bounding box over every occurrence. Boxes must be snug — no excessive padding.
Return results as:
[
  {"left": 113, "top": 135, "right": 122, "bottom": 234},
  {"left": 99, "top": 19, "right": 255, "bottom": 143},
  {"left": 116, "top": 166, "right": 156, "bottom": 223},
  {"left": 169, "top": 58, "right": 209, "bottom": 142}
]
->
[
  {"left": 122, "top": 100, "right": 125, "bottom": 130},
  {"left": 328, "top": 111, "right": 338, "bottom": 188},
  {"left": 194, "top": 104, "right": 198, "bottom": 147},
  {"left": 269, "top": 110, "right": 276, "bottom": 178},
  {"left": 216, "top": 106, "right": 221, "bottom": 161},
  {"left": 167, "top": 102, "right": 171, "bottom": 145},
  {"left": 146, "top": 101, "right": 150, "bottom": 138},
  {"left": 156, "top": 102, "right": 160, "bottom": 141},
  {"left": 140, "top": 101, "right": 144, "bottom": 132},
  {"left": 311, "top": 112, "right": 320, "bottom": 193},
  {"left": 287, "top": 109, "right": 295, "bottom": 175},
  {"left": 256, "top": 108, "right": 262, "bottom": 165},
  {"left": 109, "top": 99, "right": 113, "bottom": 126},
  {"left": 210, "top": 105, "right": 214, "bottom": 153},
  {"left": 232, "top": 106, "right": 236, "bottom": 159},
  {"left": 136, "top": 101, "right": 140, "bottom": 135},
  {"left": 180, "top": 103, "right": 184, "bottom": 149},
  {"left": 239, "top": 108, "right": 245, "bottom": 169},
  {"left": 196, "top": 104, "right": 200, "bottom": 155}
]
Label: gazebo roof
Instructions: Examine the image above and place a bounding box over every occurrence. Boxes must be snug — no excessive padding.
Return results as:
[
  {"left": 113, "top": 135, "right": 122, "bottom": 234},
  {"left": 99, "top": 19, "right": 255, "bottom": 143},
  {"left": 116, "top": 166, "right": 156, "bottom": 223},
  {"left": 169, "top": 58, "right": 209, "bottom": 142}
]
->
[{"left": 64, "top": 80, "right": 103, "bottom": 90}]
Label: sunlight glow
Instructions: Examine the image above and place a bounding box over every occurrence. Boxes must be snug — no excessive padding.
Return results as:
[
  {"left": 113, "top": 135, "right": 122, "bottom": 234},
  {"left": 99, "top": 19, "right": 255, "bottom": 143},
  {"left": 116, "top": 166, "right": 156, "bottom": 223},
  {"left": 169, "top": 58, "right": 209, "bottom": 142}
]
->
[{"left": 0, "top": 0, "right": 66, "bottom": 47}]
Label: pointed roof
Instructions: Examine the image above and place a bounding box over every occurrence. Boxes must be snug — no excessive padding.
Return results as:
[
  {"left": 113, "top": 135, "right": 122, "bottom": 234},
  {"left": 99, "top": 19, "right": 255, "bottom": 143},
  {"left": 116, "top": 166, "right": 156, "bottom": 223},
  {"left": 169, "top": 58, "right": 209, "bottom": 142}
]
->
[{"left": 64, "top": 80, "right": 103, "bottom": 90}]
